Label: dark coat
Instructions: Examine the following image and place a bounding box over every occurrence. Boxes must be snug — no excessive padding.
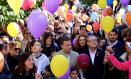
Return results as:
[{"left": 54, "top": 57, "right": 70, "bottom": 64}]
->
[{"left": 83, "top": 48, "right": 105, "bottom": 79}]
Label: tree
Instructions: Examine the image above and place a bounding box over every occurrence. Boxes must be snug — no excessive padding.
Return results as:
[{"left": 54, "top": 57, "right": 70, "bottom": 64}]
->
[{"left": 81, "top": 0, "right": 98, "bottom": 6}]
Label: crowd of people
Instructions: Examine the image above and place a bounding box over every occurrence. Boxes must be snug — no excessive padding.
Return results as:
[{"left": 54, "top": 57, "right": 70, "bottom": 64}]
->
[{"left": 0, "top": 1, "right": 131, "bottom": 79}]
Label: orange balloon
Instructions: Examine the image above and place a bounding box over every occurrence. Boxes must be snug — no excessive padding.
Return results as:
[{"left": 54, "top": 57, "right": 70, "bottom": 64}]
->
[
  {"left": 102, "top": 8, "right": 113, "bottom": 16},
  {"left": 66, "top": 13, "right": 73, "bottom": 22},
  {"left": 126, "top": 12, "right": 131, "bottom": 28}
]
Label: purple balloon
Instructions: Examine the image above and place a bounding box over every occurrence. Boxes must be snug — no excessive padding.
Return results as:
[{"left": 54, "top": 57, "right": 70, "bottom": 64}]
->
[
  {"left": 120, "top": 0, "right": 129, "bottom": 6},
  {"left": 27, "top": 10, "right": 48, "bottom": 39},
  {"left": 72, "top": 38, "right": 77, "bottom": 47},
  {"left": 59, "top": 67, "right": 70, "bottom": 79},
  {"left": 44, "top": 0, "right": 59, "bottom": 14}
]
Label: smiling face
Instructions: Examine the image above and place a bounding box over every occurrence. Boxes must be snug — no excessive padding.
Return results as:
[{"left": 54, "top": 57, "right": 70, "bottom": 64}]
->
[
  {"left": 61, "top": 40, "right": 72, "bottom": 54},
  {"left": 31, "top": 41, "right": 42, "bottom": 53},
  {"left": 24, "top": 55, "right": 33, "bottom": 69},
  {"left": 108, "top": 32, "right": 118, "bottom": 42},
  {"left": 87, "top": 35, "right": 98, "bottom": 48}
]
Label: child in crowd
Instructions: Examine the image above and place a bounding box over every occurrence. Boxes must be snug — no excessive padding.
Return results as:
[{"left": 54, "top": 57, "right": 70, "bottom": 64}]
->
[{"left": 69, "top": 67, "right": 80, "bottom": 79}]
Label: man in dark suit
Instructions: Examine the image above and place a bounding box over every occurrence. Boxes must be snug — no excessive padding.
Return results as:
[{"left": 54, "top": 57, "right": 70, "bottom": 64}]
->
[
  {"left": 105, "top": 29, "right": 126, "bottom": 79},
  {"left": 83, "top": 35, "right": 105, "bottom": 79}
]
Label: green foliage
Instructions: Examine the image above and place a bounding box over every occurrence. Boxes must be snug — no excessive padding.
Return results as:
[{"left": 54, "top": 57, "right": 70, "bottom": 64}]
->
[
  {"left": 0, "top": 0, "right": 43, "bottom": 27},
  {"left": 81, "top": 0, "right": 98, "bottom": 6}
]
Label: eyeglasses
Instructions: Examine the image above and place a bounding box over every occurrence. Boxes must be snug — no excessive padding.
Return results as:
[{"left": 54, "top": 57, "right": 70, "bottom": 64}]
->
[
  {"left": 26, "top": 32, "right": 31, "bottom": 34},
  {"left": 14, "top": 48, "right": 20, "bottom": 51}
]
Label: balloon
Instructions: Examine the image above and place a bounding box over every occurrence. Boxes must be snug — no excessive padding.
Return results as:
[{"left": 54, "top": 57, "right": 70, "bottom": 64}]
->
[
  {"left": 82, "top": 14, "right": 89, "bottom": 21},
  {"left": 59, "top": 67, "right": 70, "bottom": 79},
  {"left": 77, "top": 54, "right": 90, "bottom": 69},
  {"left": 102, "top": 8, "right": 113, "bottom": 16},
  {"left": 44, "top": 0, "right": 59, "bottom": 14},
  {"left": 74, "top": 0, "right": 79, "bottom": 5},
  {"left": 113, "top": 0, "right": 118, "bottom": 7},
  {"left": 0, "top": 53, "right": 4, "bottom": 72},
  {"left": 22, "top": 0, "right": 31, "bottom": 10},
  {"left": 107, "top": 0, "right": 113, "bottom": 6},
  {"left": 126, "top": 12, "right": 131, "bottom": 28},
  {"left": 30, "top": 0, "right": 36, "bottom": 8},
  {"left": 7, "top": 22, "right": 20, "bottom": 37},
  {"left": 42, "top": 2, "right": 47, "bottom": 10},
  {"left": 122, "top": 14, "right": 127, "bottom": 25},
  {"left": 72, "top": 38, "right": 77, "bottom": 47},
  {"left": 66, "top": 12, "right": 73, "bottom": 22},
  {"left": 86, "top": 25, "right": 92, "bottom": 32},
  {"left": 127, "top": 5, "right": 131, "bottom": 11},
  {"left": 91, "top": 12, "right": 97, "bottom": 21},
  {"left": 72, "top": 5, "right": 77, "bottom": 12},
  {"left": 93, "top": 22, "right": 100, "bottom": 33},
  {"left": 92, "top": 4, "right": 98, "bottom": 11},
  {"left": 100, "top": 16, "right": 114, "bottom": 33},
  {"left": 7, "top": 0, "right": 23, "bottom": 15},
  {"left": 59, "top": 0, "right": 63, "bottom": 4},
  {"left": 116, "top": 14, "right": 122, "bottom": 24},
  {"left": 120, "top": 0, "right": 129, "bottom": 6},
  {"left": 64, "top": 4, "right": 69, "bottom": 11},
  {"left": 51, "top": 55, "right": 69, "bottom": 78},
  {"left": 27, "top": 10, "right": 48, "bottom": 39},
  {"left": 98, "top": 0, "right": 107, "bottom": 9}
]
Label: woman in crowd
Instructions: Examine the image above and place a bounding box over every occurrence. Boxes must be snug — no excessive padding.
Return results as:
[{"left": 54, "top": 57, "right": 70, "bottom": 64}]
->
[
  {"left": 12, "top": 52, "right": 36, "bottom": 79},
  {"left": 106, "top": 41, "right": 131, "bottom": 79},
  {"left": 42, "top": 33, "right": 59, "bottom": 58},
  {"left": 75, "top": 34, "right": 88, "bottom": 54}
]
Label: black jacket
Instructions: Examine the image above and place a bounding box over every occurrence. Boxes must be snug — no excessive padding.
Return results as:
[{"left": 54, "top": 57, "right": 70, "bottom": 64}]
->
[{"left": 83, "top": 48, "right": 105, "bottom": 79}]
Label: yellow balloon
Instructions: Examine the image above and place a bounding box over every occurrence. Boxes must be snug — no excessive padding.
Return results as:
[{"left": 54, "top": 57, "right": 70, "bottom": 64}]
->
[
  {"left": 72, "top": 5, "right": 77, "bottom": 12},
  {"left": 117, "top": 14, "right": 122, "bottom": 24},
  {"left": 51, "top": 55, "right": 69, "bottom": 77},
  {"left": 86, "top": 25, "right": 92, "bottom": 32},
  {"left": 113, "top": 0, "right": 118, "bottom": 8},
  {"left": 7, "top": 0, "right": 23, "bottom": 15},
  {"left": 101, "top": 16, "right": 114, "bottom": 33},
  {"left": 0, "top": 53, "right": 4, "bottom": 72},
  {"left": 64, "top": 4, "right": 69, "bottom": 11},
  {"left": 7, "top": 22, "right": 20, "bottom": 37},
  {"left": 98, "top": 0, "right": 106, "bottom": 9}
]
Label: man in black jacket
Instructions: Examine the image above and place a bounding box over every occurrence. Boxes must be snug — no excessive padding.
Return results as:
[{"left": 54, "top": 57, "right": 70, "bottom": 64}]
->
[{"left": 83, "top": 35, "right": 105, "bottom": 79}]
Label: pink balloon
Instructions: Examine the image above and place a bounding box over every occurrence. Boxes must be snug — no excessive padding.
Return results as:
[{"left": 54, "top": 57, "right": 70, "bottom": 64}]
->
[
  {"left": 42, "top": 2, "right": 47, "bottom": 10},
  {"left": 22, "top": 0, "right": 31, "bottom": 10},
  {"left": 29, "top": 0, "right": 36, "bottom": 8}
]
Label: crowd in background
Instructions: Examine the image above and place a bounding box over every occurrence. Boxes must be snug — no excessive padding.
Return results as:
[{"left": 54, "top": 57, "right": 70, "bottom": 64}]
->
[{"left": 0, "top": 1, "right": 131, "bottom": 79}]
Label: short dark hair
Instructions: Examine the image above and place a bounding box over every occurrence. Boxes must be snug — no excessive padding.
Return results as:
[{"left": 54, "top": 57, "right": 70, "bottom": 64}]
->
[
  {"left": 80, "top": 25, "right": 86, "bottom": 30},
  {"left": 60, "top": 34, "right": 71, "bottom": 45},
  {"left": 109, "top": 28, "right": 118, "bottom": 34},
  {"left": 123, "top": 28, "right": 131, "bottom": 37}
]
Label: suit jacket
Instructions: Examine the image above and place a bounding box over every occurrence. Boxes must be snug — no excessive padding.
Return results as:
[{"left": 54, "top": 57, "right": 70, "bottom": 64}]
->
[
  {"left": 56, "top": 50, "right": 79, "bottom": 67},
  {"left": 83, "top": 48, "right": 105, "bottom": 79}
]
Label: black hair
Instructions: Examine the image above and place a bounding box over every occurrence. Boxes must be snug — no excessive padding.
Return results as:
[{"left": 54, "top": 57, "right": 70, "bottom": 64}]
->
[
  {"left": 60, "top": 34, "right": 71, "bottom": 45},
  {"left": 70, "top": 67, "right": 79, "bottom": 74},
  {"left": 45, "top": 65, "right": 52, "bottom": 74},
  {"left": 80, "top": 25, "right": 86, "bottom": 30},
  {"left": 110, "top": 28, "right": 118, "bottom": 34}
]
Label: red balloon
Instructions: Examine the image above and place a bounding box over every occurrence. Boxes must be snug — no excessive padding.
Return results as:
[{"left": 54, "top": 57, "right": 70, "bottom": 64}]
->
[
  {"left": 102, "top": 8, "right": 113, "bottom": 16},
  {"left": 93, "top": 22, "right": 100, "bottom": 33},
  {"left": 77, "top": 54, "right": 90, "bottom": 69},
  {"left": 22, "top": 0, "right": 31, "bottom": 10},
  {"left": 126, "top": 11, "right": 131, "bottom": 28},
  {"left": 66, "top": 13, "right": 73, "bottom": 22}
]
